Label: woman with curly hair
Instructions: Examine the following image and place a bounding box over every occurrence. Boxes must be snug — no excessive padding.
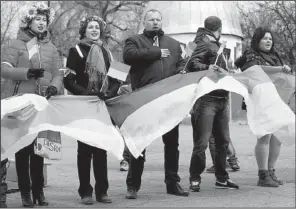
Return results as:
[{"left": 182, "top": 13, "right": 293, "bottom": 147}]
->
[
  {"left": 1, "top": 2, "right": 63, "bottom": 207},
  {"left": 235, "top": 27, "right": 292, "bottom": 187},
  {"left": 64, "top": 16, "right": 120, "bottom": 205}
]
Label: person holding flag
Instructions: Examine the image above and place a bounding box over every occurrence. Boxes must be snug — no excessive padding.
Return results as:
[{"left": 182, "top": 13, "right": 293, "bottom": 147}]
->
[
  {"left": 235, "top": 27, "right": 293, "bottom": 187},
  {"left": 122, "top": 9, "right": 189, "bottom": 200},
  {"left": 1, "top": 2, "right": 63, "bottom": 207},
  {"left": 63, "top": 16, "right": 120, "bottom": 205},
  {"left": 186, "top": 16, "right": 239, "bottom": 192}
]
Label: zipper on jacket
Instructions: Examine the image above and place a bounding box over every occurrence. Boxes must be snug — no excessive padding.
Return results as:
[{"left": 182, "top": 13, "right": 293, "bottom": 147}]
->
[{"left": 36, "top": 41, "right": 42, "bottom": 95}]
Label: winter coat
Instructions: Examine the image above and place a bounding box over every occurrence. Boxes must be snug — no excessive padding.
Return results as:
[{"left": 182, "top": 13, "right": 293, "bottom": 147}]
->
[
  {"left": 187, "top": 27, "right": 229, "bottom": 97},
  {"left": 64, "top": 42, "right": 120, "bottom": 97},
  {"left": 123, "top": 32, "right": 185, "bottom": 90},
  {"left": 1, "top": 28, "right": 63, "bottom": 99},
  {"left": 235, "top": 49, "right": 283, "bottom": 71}
]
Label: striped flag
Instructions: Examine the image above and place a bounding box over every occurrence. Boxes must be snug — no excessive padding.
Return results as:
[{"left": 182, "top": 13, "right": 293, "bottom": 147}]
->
[
  {"left": 106, "top": 66, "right": 295, "bottom": 158},
  {"left": 1, "top": 95, "right": 125, "bottom": 160},
  {"left": 26, "top": 37, "right": 39, "bottom": 60},
  {"left": 107, "top": 61, "right": 131, "bottom": 82},
  {"left": 1, "top": 66, "right": 295, "bottom": 159}
]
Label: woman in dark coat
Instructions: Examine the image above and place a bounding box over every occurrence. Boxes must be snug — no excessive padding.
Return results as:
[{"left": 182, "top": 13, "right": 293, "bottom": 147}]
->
[
  {"left": 235, "top": 27, "right": 292, "bottom": 188},
  {"left": 64, "top": 16, "right": 120, "bottom": 205}
]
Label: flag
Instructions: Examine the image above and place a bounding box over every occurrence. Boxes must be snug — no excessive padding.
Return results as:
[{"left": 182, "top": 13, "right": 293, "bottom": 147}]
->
[
  {"left": 106, "top": 66, "right": 295, "bottom": 158},
  {"left": 107, "top": 61, "right": 131, "bottom": 82},
  {"left": 1, "top": 95, "right": 125, "bottom": 160},
  {"left": 26, "top": 37, "right": 39, "bottom": 60},
  {"left": 184, "top": 42, "right": 197, "bottom": 58},
  {"left": 217, "top": 41, "right": 227, "bottom": 55}
]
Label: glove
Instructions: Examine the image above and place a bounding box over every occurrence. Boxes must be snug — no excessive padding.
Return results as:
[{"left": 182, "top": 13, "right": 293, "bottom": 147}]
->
[
  {"left": 27, "top": 68, "right": 45, "bottom": 79},
  {"left": 45, "top": 86, "right": 58, "bottom": 100}
]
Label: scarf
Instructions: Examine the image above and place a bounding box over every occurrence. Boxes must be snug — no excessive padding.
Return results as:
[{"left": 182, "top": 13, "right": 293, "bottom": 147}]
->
[
  {"left": 143, "top": 29, "right": 164, "bottom": 46},
  {"left": 24, "top": 28, "right": 48, "bottom": 41},
  {"left": 80, "top": 39, "right": 110, "bottom": 95},
  {"left": 259, "top": 51, "right": 283, "bottom": 67}
]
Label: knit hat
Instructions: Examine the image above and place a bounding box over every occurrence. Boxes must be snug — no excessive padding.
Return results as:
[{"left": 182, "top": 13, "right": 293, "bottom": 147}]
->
[{"left": 204, "top": 16, "right": 222, "bottom": 31}]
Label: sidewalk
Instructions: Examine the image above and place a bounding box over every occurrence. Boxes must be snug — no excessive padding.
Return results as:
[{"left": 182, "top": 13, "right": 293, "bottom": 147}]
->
[{"left": 6, "top": 122, "right": 295, "bottom": 207}]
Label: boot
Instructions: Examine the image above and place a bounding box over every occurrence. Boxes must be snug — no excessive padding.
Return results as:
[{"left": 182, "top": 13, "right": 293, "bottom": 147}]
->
[
  {"left": 166, "top": 183, "right": 189, "bottom": 196},
  {"left": 32, "top": 190, "right": 48, "bottom": 206},
  {"left": 269, "top": 168, "right": 284, "bottom": 185},
  {"left": 20, "top": 192, "right": 34, "bottom": 208},
  {"left": 257, "top": 170, "right": 279, "bottom": 187}
]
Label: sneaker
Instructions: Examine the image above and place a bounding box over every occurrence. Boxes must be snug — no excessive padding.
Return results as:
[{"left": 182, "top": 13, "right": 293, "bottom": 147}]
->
[
  {"left": 125, "top": 189, "right": 137, "bottom": 199},
  {"left": 81, "top": 196, "right": 93, "bottom": 205},
  {"left": 189, "top": 181, "right": 201, "bottom": 192},
  {"left": 120, "top": 160, "right": 129, "bottom": 171},
  {"left": 215, "top": 179, "right": 239, "bottom": 189},
  {"left": 269, "top": 169, "right": 283, "bottom": 185},
  {"left": 227, "top": 157, "right": 240, "bottom": 171},
  {"left": 96, "top": 193, "right": 112, "bottom": 203},
  {"left": 206, "top": 165, "right": 216, "bottom": 173}
]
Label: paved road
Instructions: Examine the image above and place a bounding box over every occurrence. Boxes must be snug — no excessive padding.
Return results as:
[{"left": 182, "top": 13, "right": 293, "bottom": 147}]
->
[{"left": 6, "top": 122, "right": 295, "bottom": 207}]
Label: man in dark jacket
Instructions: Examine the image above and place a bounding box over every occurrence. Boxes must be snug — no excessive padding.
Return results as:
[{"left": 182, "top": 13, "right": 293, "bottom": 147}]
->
[
  {"left": 123, "top": 9, "right": 189, "bottom": 199},
  {"left": 187, "top": 16, "right": 239, "bottom": 191}
]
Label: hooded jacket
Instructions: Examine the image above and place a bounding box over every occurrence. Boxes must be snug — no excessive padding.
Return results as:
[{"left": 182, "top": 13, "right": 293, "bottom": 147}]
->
[
  {"left": 123, "top": 30, "right": 185, "bottom": 90},
  {"left": 1, "top": 28, "right": 63, "bottom": 99},
  {"left": 187, "top": 27, "right": 229, "bottom": 97}
]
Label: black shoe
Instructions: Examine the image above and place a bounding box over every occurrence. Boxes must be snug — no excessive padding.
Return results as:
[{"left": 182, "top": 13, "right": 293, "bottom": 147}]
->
[
  {"left": 32, "top": 190, "right": 48, "bottom": 206},
  {"left": 125, "top": 189, "right": 137, "bottom": 199},
  {"left": 215, "top": 179, "right": 239, "bottom": 189},
  {"left": 20, "top": 192, "right": 34, "bottom": 208},
  {"left": 166, "top": 183, "right": 189, "bottom": 196},
  {"left": 206, "top": 165, "right": 216, "bottom": 173},
  {"left": 81, "top": 196, "right": 93, "bottom": 205},
  {"left": 189, "top": 181, "right": 201, "bottom": 192},
  {"left": 96, "top": 193, "right": 112, "bottom": 203}
]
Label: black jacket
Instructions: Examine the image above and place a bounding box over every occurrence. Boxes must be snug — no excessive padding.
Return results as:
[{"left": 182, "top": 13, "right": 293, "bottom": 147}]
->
[
  {"left": 123, "top": 32, "right": 185, "bottom": 90},
  {"left": 64, "top": 43, "right": 120, "bottom": 97},
  {"left": 187, "top": 28, "right": 229, "bottom": 97}
]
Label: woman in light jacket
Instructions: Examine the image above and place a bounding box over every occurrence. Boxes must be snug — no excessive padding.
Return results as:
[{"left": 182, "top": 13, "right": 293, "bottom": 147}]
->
[
  {"left": 1, "top": 2, "right": 63, "bottom": 207},
  {"left": 235, "top": 27, "right": 292, "bottom": 188},
  {"left": 64, "top": 16, "right": 120, "bottom": 205}
]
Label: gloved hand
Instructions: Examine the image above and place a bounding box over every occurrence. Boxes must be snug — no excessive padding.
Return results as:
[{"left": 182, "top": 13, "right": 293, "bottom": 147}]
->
[
  {"left": 97, "top": 92, "right": 111, "bottom": 101},
  {"left": 45, "top": 86, "right": 58, "bottom": 100},
  {"left": 27, "top": 68, "right": 45, "bottom": 79}
]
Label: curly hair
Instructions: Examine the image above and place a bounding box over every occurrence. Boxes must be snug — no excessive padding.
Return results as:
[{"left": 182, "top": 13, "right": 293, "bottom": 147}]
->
[
  {"left": 79, "top": 16, "right": 106, "bottom": 40},
  {"left": 251, "top": 27, "right": 275, "bottom": 53}
]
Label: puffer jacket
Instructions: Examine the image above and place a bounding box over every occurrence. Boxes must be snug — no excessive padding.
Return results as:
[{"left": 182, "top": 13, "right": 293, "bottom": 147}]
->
[
  {"left": 1, "top": 28, "right": 63, "bottom": 99},
  {"left": 187, "top": 27, "right": 229, "bottom": 97},
  {"left": 123, "top": 32, "right": 185, "bottom": 90}
]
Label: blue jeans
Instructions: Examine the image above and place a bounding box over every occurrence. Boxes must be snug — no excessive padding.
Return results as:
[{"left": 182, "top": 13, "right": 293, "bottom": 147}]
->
[{"left": 190, "top": 95, "right": 230, "bottom": 182}]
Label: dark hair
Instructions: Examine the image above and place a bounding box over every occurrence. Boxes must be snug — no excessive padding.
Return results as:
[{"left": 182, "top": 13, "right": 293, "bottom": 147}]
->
[
  {"left": 79, "top": 16, "right": 106, "bottom": 40},
  {"left": 144, "top": 9, "right": 162, "bottom": 20},
  {"left": 251, "top": 27, "right": 275, "bottom": 53}
]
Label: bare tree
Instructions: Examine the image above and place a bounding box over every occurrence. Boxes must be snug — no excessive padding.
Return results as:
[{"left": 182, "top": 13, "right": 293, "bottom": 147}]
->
[
  {"left": 236, "top": 1, "right": 296, "bottom": 66},
  {"left": 1, "top": 1, "right": 24, "bottom": 45}
]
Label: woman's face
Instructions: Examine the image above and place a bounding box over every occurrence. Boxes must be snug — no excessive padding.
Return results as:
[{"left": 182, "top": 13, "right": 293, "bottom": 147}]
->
[
  {"left": 85, "top": 21, "right": 101, "bottom": 41},
  {"left": 29, "top": 14, "right": 48, "bottom": 34},
  {"left": 259, "top": 32, "right": 273, "bottom": 52}
]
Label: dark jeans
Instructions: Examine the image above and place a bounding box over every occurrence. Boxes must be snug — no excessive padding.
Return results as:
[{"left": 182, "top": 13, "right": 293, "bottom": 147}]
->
[
  {"left": 190, "top": 95, "right": 230, "bottom": 182},
  {"left": 126, "top": 125, "right": 181, "bottom": 191},
  {"left": 77, "top": 141, "right": 109, "bottom": 198},
  {"left": 15, "top": 141, "right": 44, "bottom": 195},
  {"left": 209, "top": 136, "right": 236, "bottom": 165},
  {"left": 123, "top": 145, "right": 130, "bottom": 162}
]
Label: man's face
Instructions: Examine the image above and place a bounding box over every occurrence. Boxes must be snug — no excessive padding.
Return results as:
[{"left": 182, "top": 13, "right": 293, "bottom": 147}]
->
[{"left": 143, "top": 11, "right": 162, "bottom": 31}]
